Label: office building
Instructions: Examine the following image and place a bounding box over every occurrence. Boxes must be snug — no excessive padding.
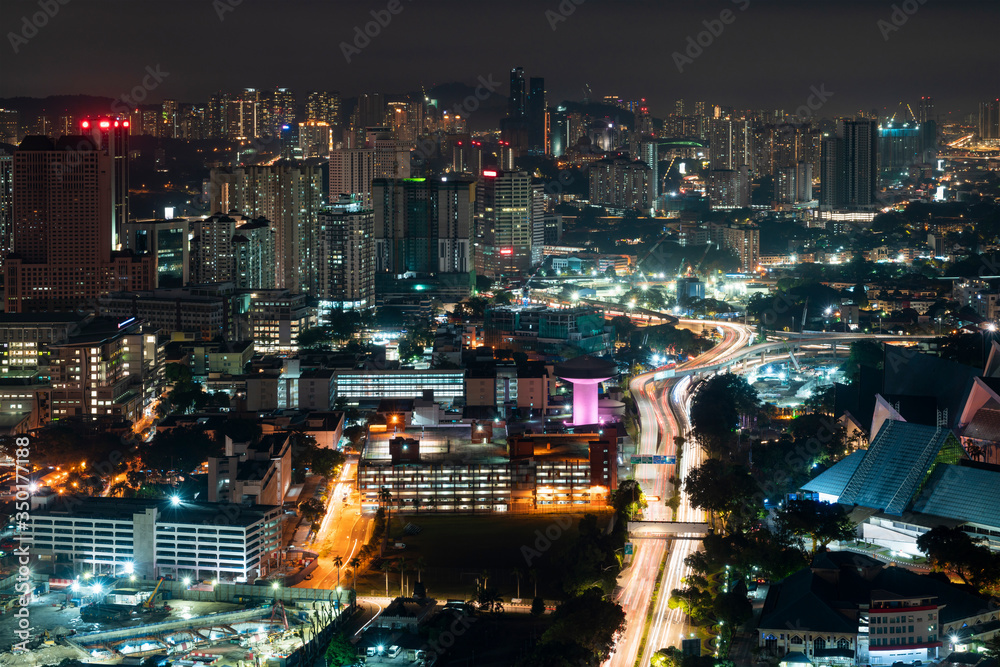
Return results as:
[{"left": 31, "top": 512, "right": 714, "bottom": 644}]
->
[
  {"left": 305, "top": 91, "right": 340, "bottom": 127},
  {"left": 466, "top": 359, "right": 549, "bottom": 416},
  {"left": 372, "top": 176, "right": 475, "bottom": 294},
  {"left": 315, "top": 195, "right": 375, "bottom": 310},
  {"left": 332, "top": 369, "right": 465, "bottom": 403},
  {"left": 508, "top": 67, "right": 526, "bottom": 119},
  {"left": 78, "top": 117, "right": 130, "bottom": 248},
  {"left": 122, "top": 218, "right": 190, "bottom": 287},
  {"left": 4, "top": 136, "right": 153, "bottom": 313},
  {"left": 271, "top": 87, "right": 296, "bottom": 133},
  {"left": 209, "top": 161, "right": 324, "bottom": 293},
  {"left": 917, "top": 96, "right": 934, "bottom": 123},
  {"left": 526, "top": 77, "right": 546, "bottom": 153},
  {"left": 0, "top": 313, "right": 88, "bottom": 380},
  {"left": 358, "top": 429, "right": 615, "bottom": 513},
  {"left": 589, "top": 156, "right": 655, "bottom": 211},
  {"left": 475, "top": 170, "right": 543, "bottom": 278},
  {"left": 24, "top": 497, "right": 283, "bottom": 583}
]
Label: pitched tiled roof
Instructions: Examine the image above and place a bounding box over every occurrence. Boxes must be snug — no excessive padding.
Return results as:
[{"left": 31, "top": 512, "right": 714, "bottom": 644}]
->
[{"left": 911, "top": 463, "right": 1000, "bottom": 530}]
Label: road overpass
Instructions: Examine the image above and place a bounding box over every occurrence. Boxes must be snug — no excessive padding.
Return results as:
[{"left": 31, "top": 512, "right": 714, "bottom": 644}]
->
[{"left": 627, "top": 521, "right": 710, "bottom": 539}]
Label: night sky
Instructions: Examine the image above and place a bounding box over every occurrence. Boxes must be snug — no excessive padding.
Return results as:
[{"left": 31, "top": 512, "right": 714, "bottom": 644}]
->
[{"left": 1, "top": 0, "right": 997, "bottom": 120}]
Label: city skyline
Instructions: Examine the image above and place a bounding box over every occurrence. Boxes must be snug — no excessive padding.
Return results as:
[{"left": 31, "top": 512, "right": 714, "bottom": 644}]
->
[{"left": 1, "top": 0, "right": 998, "bottom": 120}]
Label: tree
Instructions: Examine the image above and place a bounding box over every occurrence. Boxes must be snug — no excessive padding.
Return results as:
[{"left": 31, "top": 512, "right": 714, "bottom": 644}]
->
[
  {"left": 611, "top": 479, "right": 647, "bottom": 520},
  {"left": 348, "top": 557, "right": 361, "bottom": 590},
  {"left": 610, "top": 315, "right": 637, "bottom": 344},
  {"left": 917, "top": 525, "right": 1000, "bottom": 593},
  {"left": 332, "top": 555, "right": 343, "bottom": 589},
  {"left": 684, "top": 459, "right": 760, "bottom": 534},
  {"left": 651, "top": 646, "right": 683, "bottom": 667},
  {"left": 536, "top": 587, "right": 626, "bottom": 665},
  {"left": 531, "top": 596, "right": 545, "bottom": 617},
  {"left": 689, "top": 373, "right": 760, "bottom": 460},
  {"left": 379, "top": 560, "right": 393, "bottom": 597},
  {"left": 298, "top": 497, "right": 326, "bottom": 525},
  {"left": 776, "top": 499, "right": 855, "bottom": 554},
  {"left": 844, "top": 339, "right": 883, "bottom": 382},
  {"left": 297, "top": 326, "right": 331, "bottom": 349},
  {"left": 324, "top": 633, "right": 360, "bottom": 666}
]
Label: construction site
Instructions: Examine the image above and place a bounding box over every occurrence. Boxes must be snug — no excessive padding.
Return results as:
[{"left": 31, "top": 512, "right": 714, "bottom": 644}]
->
[{"left": 0, "top": 576, "right": 352, "bottom": 667}]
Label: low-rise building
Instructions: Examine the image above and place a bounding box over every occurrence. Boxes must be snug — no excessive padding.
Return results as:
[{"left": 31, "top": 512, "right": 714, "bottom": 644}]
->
[
  {"left": 758, "top": 551, "right": 998, "bottom": 666},
  {"left": 208, "top": 432, "right": 292, "bottom": 506},
  {"left": 24, "top": 497, "right": 283, "bottom": 583},
  {"left": 484, "top": 305, "right": 612, "bottom": 356}
]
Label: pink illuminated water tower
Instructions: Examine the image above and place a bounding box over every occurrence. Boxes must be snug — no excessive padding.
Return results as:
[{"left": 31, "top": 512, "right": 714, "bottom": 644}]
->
[{"left": 554, "top": 355, "right": 617, "bottom": 426}]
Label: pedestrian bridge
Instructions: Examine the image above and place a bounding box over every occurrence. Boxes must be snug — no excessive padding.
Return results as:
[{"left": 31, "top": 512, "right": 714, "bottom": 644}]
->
[{"left": 628, "top": 521, "right": 710, "bottom": 539}]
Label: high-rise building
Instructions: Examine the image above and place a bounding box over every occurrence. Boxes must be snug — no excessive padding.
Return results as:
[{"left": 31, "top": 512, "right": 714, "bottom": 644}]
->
[
  {"left": 709, "top": 222, "right": 760, "bottom": 272},
  {"left": 315, "top": 195, "right": 374, "bottom": 310},
  {"left": 233, "top": 217, "right": 276, "bottom": 290},
  {"left": 476, "top": 169, "right": 543, "bottom": 278},
  {"left": 4, "top": 136, "right": 153, "bottom": 313},
  {"left": 306, "top": 91, "right": 340, "bottom": 127},
  {"left": 820, "top": 119, "right": 878, "bottom": 209},
  {"left": 298, "top": 121, "right": 332, "bottom": 158},
  {"left": 348, "top": 93, "right": 385, "bottom": 147},
  {"left": 0, "top": 109, "right": 19, "bottom": 144},
  {"left": 588, "top": 156, "right": 655, "bottom": 211},
  {"left": 775, "top": 162, "right": 814, "bottom": 205},
  {"left": 328, "top": 129, "right": 411, "bottom": 208},
  {"left": 0, "top": 149, "right": 11, "bottom": 270},
  {"left": 372, "top": 176, "right": 475, "bottom": 280},
  {"left": 878, "top": 121, "right": 922, "bottom": 174},
  {"left": 271, "top": 87, "right": 296, "bottom": 134},
  {"left": 209, "top": 162, "right": 325, "bottom": 293},
  {"left": 190, "top": 213, "right": 244, "bottom": 285},
  {"left": 79, "top": 117, "right": 130, "bottom": 246},
  {"left": 122, "top": 218, "right": 190, "bottom": 287},
  {"left": 708, "top": 167, "right": 750, "bottom": 209},
  {"left": 709, "top": 117, "right": 751, "bottom": 171},
  {"left": 527, "top": 77, "right": 546, "bottom": 153},
  {"left": 509, "top": 67, "right": 526, "bottom": 119},
  {"left": 980, "top": 99, "right": 1000, "bottom": 141},
  {"left": 917, "top": 96, "right": 934, "bottom": 123}
]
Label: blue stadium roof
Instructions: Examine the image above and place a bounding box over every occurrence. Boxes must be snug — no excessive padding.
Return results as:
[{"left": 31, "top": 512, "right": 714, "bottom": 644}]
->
[
  {"left": 912, "top": 464, "right": 1000, "bottom": 530},
  {"left": 838, "top": 420, "right": 961, "bottom": 515},
  {"left": 801, "top": 450, "right": 866, "bottom": 499}
]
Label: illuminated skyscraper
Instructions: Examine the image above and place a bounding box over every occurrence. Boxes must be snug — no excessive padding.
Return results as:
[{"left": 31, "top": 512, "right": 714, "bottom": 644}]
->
[
  {"left": 980, "top": 99, "right": 1000, "bottom": 141},
  {"left": 476, "top": 169, "right": 543, "bottom": 278},
  {"left": 820, "top": 119, "right": 878, "bottom": 209},
  {"left": 509, "top": 67, "right": 526, "bottom": 119},
  {"left": 306, "top": 91, "right": 341, "bottom": 127},
  {"left": 79, "top": 116, "right": 130, "bottom": 247},
  {"left": 315, "top": 195, "right": 374, "bottom": 310},
  {"left": 5, "top": 136, "right": 153, "bottom": 313}
]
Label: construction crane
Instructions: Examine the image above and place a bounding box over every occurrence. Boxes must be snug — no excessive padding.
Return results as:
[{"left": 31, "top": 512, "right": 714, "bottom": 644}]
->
[{"left": 142, "top": 577, "right": 165, "bottom": 610}]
